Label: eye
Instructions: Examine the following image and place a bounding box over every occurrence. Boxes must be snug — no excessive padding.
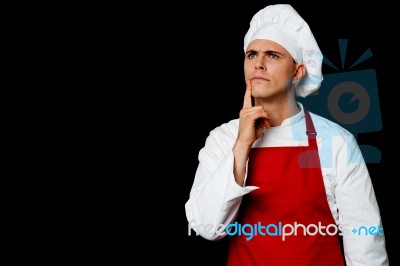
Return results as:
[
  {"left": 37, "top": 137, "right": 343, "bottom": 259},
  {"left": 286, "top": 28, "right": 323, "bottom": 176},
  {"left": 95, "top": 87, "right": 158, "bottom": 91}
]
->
[
  {"left": 247, "top": 52, "right": 256, "bottom": 59},
  {"left": 267, "top": 53, "right": 279, "bottom": 59}
]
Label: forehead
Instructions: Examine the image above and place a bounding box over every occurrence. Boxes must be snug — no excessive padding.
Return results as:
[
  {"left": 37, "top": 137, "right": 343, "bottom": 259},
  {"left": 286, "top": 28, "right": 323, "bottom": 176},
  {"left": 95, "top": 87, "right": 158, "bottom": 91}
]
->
[{"left": 246, "top": 39, "right": 290, "bottom": 55}]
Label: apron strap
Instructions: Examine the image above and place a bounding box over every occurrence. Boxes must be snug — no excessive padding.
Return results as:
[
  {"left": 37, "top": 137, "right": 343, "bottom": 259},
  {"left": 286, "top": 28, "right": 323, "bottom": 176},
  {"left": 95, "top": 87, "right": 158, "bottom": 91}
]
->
[{"left": 303, "top": 108, "right": 317, "bottom": 148}]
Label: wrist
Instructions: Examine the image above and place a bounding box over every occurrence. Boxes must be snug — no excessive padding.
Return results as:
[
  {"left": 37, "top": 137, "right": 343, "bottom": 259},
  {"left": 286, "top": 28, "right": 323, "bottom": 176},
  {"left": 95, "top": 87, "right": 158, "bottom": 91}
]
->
[{"left": 233, "top": 140, "right": 252, "bottom": 154}]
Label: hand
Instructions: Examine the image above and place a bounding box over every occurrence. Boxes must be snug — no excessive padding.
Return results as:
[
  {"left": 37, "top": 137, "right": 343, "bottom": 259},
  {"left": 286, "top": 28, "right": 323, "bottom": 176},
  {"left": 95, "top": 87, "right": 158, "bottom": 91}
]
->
[{"left": 236, "top": 80, "right": 270, "bottom": 146}]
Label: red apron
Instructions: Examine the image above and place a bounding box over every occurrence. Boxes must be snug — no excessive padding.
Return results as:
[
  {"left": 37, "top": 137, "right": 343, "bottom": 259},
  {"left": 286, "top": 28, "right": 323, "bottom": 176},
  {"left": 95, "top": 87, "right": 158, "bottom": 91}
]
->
[{"left": 227, "top": 109, "right": 344, "bottom": 266}]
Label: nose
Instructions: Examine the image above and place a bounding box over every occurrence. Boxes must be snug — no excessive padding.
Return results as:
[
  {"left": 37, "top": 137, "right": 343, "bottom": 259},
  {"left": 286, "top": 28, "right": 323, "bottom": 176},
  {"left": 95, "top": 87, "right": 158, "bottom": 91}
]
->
[{"left": 255, "top": 58, "right": 266, "bottom": 71}]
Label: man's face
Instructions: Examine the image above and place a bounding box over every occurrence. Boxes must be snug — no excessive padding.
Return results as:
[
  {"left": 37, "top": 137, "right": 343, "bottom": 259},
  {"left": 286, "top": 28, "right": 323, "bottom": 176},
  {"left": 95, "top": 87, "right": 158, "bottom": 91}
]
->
[{"left": 244, "top": 39, "right": 298, "bottom": 100}]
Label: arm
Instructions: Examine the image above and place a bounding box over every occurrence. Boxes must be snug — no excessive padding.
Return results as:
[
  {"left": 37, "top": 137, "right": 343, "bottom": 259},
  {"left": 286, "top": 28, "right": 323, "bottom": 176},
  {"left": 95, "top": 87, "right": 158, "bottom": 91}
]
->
[
  {"left": 185, "top": 122, "right": 259, "bottom": 240},
  {"left": 335, "top": 133, "right": 388, "bottom": 265},
  {"left": 185, "top": 80, "right": 269, "bottom": 241}
]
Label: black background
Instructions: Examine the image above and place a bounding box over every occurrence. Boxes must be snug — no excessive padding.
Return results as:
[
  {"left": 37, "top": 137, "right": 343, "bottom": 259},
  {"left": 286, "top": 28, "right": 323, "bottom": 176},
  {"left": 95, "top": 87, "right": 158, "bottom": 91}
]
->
[{"left": 106, "top": 1, "right": 396, "bottom": 265}]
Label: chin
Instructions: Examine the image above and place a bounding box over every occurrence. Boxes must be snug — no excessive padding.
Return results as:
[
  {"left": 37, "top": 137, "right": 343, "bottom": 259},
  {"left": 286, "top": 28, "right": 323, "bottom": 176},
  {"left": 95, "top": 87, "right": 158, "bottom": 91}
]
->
[{"left": 251, "top": 85, "right": 270, "bottom": 97}]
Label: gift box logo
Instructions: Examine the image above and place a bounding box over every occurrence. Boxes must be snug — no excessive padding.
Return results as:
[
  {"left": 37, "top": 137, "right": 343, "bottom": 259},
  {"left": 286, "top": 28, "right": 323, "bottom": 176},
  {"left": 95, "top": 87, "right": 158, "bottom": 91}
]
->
[{"left": 297, "top": 39, "right": 382, "bottom": 164}]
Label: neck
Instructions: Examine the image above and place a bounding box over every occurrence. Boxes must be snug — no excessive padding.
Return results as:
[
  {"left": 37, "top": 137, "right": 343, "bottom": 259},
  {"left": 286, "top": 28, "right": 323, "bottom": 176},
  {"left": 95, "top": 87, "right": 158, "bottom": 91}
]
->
[{"left": 254, "top": 96, "right": 300, "bottom": 127}]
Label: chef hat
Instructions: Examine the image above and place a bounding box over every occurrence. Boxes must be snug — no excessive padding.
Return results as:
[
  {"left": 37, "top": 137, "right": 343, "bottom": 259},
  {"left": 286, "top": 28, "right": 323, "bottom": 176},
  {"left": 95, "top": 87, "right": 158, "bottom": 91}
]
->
[{"left": 244, "top": 4, "right": 323, "bottom": 97}]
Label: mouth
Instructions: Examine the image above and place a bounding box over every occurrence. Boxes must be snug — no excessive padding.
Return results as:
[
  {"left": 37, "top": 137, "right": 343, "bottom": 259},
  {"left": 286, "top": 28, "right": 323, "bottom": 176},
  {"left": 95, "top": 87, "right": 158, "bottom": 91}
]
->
[{"left": 251, "top": 76, "right": 269, "bottom": 81}]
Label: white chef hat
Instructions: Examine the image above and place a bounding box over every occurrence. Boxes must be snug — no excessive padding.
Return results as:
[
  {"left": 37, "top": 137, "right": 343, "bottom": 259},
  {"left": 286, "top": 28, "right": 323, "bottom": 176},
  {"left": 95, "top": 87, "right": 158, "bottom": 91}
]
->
[{"left": 244, "top": 4, "right": 323, "bottom": 97}]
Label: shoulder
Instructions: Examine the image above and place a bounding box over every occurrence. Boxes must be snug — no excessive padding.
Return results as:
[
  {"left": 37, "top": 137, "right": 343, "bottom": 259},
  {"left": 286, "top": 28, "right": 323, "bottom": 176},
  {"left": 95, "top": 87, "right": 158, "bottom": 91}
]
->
[
  {"left": 309, "top": 111, "right": 353, "bottom": 137},
  {"left": 202, "top": 118, "right": 239, "bottom": 149},
  {"left": 209, "top": 118, "right": 239, "bottom": 138},
  {"left": 308, "top": 111, "right": 365, "bottom": 166},
  {"left": 308, "top": 111, "right": 357, "bottom": 147}
]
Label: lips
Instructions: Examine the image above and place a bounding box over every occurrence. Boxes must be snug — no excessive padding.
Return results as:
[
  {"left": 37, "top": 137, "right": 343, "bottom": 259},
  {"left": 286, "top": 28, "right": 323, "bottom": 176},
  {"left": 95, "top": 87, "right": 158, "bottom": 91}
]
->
[{"left": 252, "top": 76, "right": 269, "bottom": 81}]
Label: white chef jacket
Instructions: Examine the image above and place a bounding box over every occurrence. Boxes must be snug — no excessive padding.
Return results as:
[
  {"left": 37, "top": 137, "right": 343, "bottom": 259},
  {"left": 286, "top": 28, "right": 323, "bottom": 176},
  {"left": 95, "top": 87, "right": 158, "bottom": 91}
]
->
[{"left": 185, "top": 103, "right": 388, "bottom": 265}]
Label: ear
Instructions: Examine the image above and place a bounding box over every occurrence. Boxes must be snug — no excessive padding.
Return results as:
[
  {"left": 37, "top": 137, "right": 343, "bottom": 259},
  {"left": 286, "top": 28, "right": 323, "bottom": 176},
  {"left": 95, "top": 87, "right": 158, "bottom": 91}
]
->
[{"left": 293, "top": 64, "right": 306, "bottom": 80}]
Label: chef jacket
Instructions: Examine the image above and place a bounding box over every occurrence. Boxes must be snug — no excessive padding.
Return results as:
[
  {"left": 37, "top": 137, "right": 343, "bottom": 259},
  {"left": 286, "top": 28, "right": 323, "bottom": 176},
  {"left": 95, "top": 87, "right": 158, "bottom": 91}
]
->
[{"left": 185, "top": 103, "right": 388, "bottom": 265}]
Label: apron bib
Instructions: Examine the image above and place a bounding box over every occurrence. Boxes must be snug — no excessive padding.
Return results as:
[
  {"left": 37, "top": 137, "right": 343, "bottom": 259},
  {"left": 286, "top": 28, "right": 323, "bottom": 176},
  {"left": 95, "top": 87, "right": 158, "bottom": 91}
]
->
[{"left": 227, "top": 109, "right": 344, "bottom": 265}]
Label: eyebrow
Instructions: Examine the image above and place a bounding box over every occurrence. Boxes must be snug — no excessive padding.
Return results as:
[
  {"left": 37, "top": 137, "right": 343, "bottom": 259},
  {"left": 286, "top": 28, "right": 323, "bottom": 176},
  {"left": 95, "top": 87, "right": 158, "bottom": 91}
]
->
[{"left": 245, "top": 49, "right": 284, "bottom": 56}]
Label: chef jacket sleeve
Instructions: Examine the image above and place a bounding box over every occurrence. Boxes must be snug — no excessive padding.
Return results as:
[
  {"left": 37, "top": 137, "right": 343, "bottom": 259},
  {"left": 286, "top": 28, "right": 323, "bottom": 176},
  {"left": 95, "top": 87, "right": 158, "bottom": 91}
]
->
[
  {"left": 185, "top": 121, "right": 259, "bottom": 241},
  {"left": 335, "top": 132, "right": 389, "bottom": 265}
]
